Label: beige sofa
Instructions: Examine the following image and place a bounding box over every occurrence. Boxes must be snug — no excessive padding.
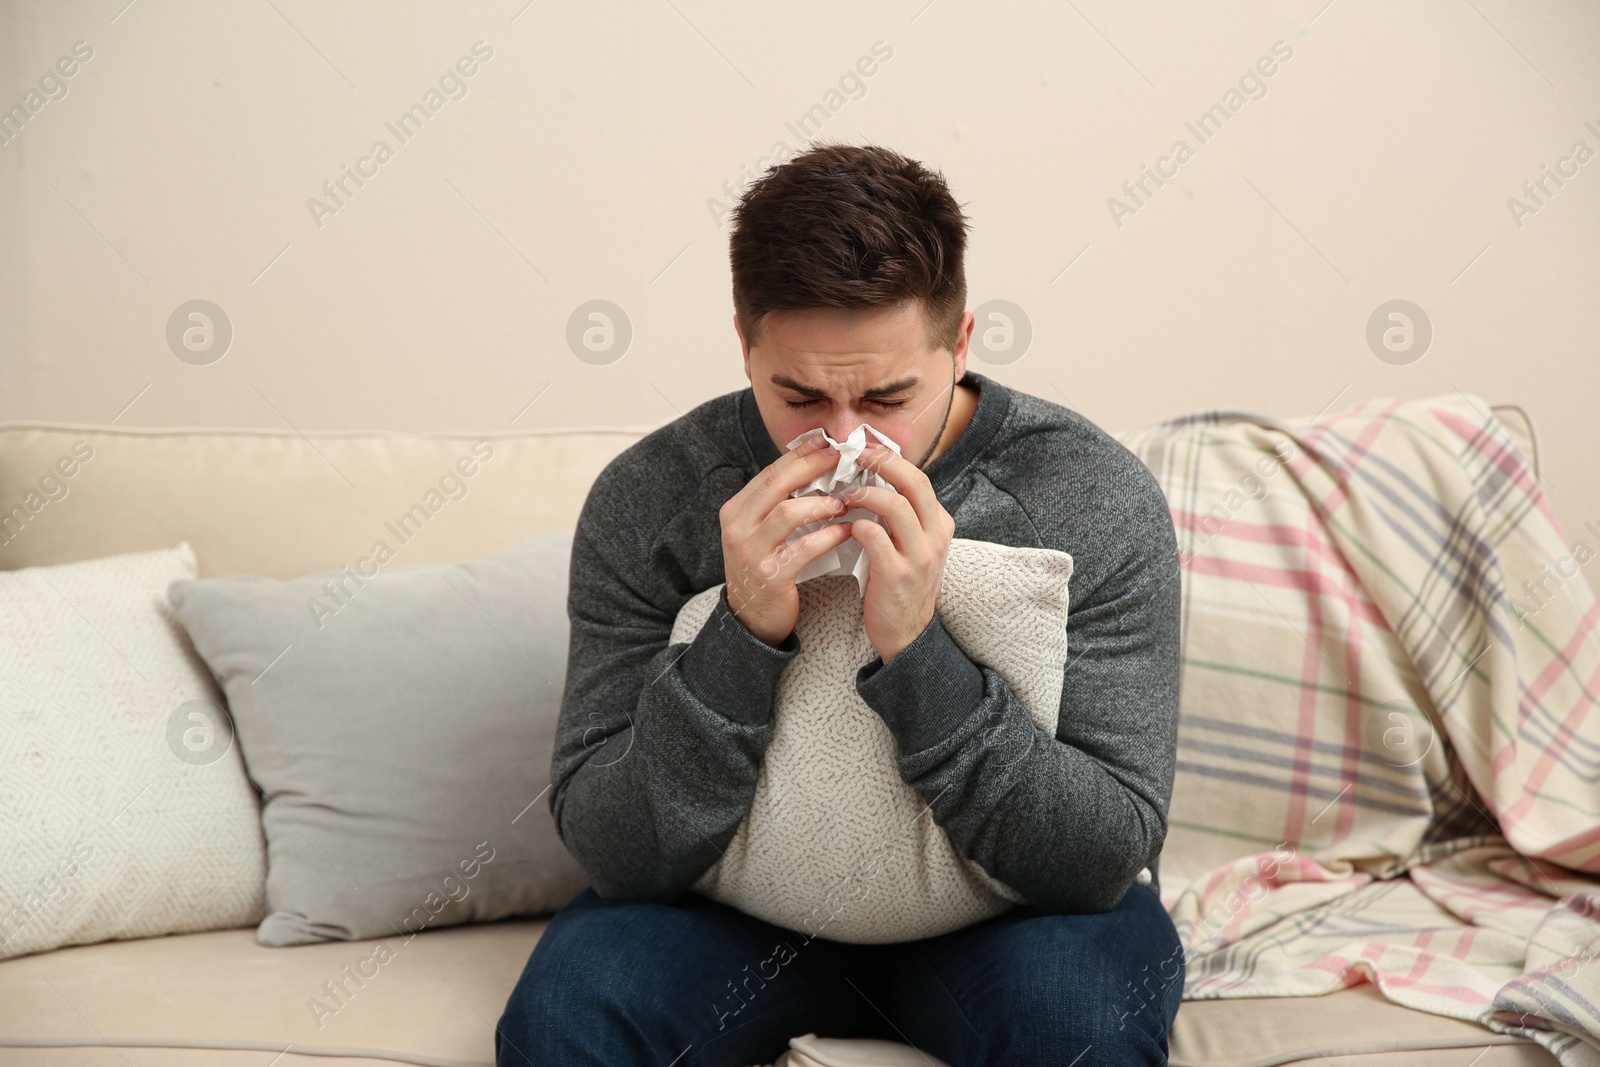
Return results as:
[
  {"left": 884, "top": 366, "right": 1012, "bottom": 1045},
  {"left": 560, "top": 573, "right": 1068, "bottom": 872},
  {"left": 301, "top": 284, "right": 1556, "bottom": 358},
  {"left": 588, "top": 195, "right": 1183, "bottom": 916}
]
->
[{"left": 0, "top": 402, "right": 1559, "bottom": 1067}]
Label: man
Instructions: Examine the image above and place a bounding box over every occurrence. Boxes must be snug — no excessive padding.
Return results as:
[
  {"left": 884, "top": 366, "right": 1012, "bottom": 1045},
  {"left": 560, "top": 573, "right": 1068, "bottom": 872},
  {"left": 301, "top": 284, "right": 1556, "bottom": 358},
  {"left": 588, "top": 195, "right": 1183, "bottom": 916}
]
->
[{"left": 497, "top": 142, "right": 1185, "bottom": 1065}]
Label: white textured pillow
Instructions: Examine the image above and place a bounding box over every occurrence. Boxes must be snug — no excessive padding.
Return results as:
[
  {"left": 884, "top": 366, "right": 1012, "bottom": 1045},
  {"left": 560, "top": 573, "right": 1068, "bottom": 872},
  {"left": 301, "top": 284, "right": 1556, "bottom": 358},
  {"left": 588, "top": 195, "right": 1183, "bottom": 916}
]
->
[
  {"left": 671, "top": 537, "right": 1073, "bottom": 943},
  {"left": 0, "top": 543, "right": 267, "bottom": 961}
]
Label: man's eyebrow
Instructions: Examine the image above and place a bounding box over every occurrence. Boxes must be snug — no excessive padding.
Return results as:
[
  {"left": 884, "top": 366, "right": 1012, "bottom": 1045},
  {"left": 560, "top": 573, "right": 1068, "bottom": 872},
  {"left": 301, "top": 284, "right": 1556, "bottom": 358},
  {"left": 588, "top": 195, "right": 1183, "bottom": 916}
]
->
[{"left": 769, "top": 374, "right": 921, "bottom": 398}]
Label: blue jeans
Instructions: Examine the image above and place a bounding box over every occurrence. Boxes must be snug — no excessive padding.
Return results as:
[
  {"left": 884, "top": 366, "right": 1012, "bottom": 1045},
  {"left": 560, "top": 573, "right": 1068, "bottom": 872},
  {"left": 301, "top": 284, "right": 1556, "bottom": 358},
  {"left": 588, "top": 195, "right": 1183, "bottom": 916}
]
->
[{"left": 495, "top": 881, "right": 1185, "bottom": 1066}]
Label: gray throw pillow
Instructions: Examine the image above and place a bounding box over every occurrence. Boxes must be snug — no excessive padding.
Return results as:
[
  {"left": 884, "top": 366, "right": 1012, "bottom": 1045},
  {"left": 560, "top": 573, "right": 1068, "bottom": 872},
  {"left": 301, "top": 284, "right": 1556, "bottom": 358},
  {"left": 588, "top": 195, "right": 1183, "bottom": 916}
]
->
[{"left": 166, "top": 532, "right": 587, "bottom": 946}]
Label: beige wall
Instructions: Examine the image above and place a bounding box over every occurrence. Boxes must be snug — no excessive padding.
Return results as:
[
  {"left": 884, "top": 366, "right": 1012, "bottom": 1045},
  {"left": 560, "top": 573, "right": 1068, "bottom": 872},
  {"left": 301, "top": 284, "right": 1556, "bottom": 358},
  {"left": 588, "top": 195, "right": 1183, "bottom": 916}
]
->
[{"left": 1, "top": 0, "right": 1596, "bottom": 541}]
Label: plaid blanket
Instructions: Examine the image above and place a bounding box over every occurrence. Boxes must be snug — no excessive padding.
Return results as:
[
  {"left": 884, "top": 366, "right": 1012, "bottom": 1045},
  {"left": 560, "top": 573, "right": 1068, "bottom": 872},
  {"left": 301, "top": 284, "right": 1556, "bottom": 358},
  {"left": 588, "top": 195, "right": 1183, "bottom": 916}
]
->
[{"left": 1114, "top": 391, "right": 1600, "bottom": 1063}]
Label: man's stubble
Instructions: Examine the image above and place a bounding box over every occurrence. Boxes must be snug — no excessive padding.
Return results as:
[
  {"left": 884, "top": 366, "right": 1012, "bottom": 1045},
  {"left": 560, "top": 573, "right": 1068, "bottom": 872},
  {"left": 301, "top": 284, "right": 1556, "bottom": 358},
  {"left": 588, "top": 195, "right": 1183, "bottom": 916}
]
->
[{"left": 912, "top": 365, "right": 959, "bottom": 470}]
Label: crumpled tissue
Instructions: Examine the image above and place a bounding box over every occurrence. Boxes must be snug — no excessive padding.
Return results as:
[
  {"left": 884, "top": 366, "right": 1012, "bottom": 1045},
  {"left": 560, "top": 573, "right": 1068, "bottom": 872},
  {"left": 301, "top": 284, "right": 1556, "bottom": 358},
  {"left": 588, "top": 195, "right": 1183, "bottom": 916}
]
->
[{"left": 782, "top": 424, "right": 903, "bottom": 595}]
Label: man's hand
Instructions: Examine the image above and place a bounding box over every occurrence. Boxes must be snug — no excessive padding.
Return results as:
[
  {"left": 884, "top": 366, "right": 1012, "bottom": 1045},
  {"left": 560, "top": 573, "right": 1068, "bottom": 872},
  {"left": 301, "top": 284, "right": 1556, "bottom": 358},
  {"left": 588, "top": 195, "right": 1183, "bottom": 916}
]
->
[
  {"left": 841, "top": 440, "right": 956, "bottom": 663},
  {"left": 721, "top": 434, "right": 858, "bottom": 648}
]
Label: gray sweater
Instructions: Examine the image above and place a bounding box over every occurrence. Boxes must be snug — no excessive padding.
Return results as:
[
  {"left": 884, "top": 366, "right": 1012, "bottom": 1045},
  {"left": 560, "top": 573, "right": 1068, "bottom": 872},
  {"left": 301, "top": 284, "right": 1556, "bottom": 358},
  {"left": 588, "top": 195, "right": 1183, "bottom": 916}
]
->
[{"left": 549, "top": 368, "right": 1182, "bottom": 917}]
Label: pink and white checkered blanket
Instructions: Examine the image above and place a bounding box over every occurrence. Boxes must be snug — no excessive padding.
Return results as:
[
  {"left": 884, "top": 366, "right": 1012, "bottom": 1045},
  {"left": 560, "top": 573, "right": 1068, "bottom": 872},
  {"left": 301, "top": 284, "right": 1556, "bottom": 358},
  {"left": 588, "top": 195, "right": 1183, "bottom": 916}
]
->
[{"left": 1115, "top": 391, "right": 1600, "bottom": 1064}]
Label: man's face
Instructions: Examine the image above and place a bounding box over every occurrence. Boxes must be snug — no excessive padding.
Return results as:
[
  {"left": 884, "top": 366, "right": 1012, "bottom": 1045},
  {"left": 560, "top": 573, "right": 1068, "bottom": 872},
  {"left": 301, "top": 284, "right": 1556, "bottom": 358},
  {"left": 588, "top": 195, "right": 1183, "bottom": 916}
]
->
[{"left": 736, "top": 301, "right": 974, "bottom": 469}]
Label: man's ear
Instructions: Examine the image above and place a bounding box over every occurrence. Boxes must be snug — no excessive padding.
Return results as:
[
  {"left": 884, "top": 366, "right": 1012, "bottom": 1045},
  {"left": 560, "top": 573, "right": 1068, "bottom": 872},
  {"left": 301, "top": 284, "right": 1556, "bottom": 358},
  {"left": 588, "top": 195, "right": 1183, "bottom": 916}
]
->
[{"left": 952, "top": 310, "right": 974, "bottom": 381}]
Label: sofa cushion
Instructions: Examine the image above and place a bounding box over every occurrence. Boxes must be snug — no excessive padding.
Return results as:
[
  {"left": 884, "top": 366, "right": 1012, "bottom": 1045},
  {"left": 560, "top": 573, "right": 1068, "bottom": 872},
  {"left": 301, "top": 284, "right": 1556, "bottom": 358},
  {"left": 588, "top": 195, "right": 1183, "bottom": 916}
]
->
[
  {"left": 166, "top": 532, "right": 587, "bottom": 946},
  {"left": 671, "top": 537, "right": 1075, "bottom": 944},
  {"left": 0, "top": 917, "right": 1557, "bottom": 1066},
  {"left": 0, "top": 543, "right": 267, "bottom": 961}
]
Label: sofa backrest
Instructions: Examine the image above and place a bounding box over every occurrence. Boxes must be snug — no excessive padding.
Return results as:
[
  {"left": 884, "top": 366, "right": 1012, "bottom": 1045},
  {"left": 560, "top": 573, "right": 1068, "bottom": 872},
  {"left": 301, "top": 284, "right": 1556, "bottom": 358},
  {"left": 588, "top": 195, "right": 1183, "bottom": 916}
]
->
[
  {"left": 0, "top": 424, "right": 653, "bottom": 578},
  {"left": 0, "top": 401, "right": 1540, "bottom": 579}
]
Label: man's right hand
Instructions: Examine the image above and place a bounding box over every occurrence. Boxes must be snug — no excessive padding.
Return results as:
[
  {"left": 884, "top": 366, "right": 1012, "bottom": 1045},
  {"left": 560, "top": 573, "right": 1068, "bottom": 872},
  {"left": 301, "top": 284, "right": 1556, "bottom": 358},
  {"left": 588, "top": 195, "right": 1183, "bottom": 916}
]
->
[{"left": 720, "top": 433, "right": 856, "bottom": 648}]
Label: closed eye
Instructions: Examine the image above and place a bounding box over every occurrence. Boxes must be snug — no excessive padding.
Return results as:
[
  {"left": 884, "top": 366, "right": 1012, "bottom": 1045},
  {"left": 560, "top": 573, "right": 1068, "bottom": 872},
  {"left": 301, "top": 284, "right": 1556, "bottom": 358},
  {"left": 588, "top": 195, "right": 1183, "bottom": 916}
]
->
[{"left": 785, "top": 399, "right": 907, "bottom": 410}]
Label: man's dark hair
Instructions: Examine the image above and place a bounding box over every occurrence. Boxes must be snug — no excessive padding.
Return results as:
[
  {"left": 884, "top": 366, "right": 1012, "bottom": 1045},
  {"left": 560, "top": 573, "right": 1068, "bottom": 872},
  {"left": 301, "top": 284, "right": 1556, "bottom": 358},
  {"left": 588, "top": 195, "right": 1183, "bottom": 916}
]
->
[{"left": 729, "top": 140, "right": 972, "bottom": 358}]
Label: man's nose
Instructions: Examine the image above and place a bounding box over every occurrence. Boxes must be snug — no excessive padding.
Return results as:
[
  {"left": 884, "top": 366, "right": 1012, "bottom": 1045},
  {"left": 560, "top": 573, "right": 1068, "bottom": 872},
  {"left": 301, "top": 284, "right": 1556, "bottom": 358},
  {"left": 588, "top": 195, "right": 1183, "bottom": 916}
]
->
[{"left": 826, "top": 422, "right": 859, "bottom": 445}]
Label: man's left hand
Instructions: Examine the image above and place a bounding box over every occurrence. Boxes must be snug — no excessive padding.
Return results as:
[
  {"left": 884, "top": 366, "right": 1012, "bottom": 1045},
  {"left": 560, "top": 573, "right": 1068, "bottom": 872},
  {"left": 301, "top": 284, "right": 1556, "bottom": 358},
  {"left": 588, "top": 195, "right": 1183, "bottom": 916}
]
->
[{"left": 840, "top": 440, "right": 955, "bottom": 663}]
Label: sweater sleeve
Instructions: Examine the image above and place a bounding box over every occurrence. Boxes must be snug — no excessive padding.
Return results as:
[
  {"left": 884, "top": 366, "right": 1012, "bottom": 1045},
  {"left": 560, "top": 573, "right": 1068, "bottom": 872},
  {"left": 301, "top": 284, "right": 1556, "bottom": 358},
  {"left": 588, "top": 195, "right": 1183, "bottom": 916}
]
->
[
  {"left": 548, "top": 520, "right": 800, "bottom": 902},
  {"left": 855, "top": 473, "right": 1182, "bottom": 914}
]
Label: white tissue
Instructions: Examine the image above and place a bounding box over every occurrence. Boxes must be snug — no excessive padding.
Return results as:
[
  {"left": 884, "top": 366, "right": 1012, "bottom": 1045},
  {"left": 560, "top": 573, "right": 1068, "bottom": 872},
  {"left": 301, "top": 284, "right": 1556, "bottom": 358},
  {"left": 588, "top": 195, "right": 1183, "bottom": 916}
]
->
[{"left": 782, "top": 424, "right": 904, "bottom": 595}]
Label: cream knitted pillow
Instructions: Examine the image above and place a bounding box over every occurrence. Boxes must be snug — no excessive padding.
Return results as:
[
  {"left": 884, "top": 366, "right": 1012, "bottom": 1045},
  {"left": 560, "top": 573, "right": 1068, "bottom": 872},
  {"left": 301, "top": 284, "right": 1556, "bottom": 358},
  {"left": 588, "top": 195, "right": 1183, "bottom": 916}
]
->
[
  {"left": 0, "top": 543, "right": 267, "bottom": 961},
  {"left": 670, "top": 537, "right": 1073, "bottom": 944}
]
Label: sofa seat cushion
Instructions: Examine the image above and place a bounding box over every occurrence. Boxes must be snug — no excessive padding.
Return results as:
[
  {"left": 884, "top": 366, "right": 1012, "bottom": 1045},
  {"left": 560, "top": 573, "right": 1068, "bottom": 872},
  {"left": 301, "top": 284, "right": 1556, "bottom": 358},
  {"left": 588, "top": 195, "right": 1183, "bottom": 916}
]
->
[
  {"left": 0, "top": 918, "right": 546, "bottom": 1066},
  {"left": 0, "top": 918, "right": 1558, "bottom": 1066},
  {"left": 1169, "top": 986, "right": 1560, "bottom": 1065}
]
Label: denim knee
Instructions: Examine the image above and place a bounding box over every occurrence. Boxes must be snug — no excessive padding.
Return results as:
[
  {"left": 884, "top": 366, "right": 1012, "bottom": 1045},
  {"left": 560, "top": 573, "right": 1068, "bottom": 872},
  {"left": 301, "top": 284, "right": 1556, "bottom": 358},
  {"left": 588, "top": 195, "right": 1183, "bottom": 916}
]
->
[
  {"left": 494, "top": 887, "right": 854, "bottom": 1067},
  {"left": 896, "top": 881, "right": 1186, "bottom": 1066},
  {"left": 495, "top": 889, "right": 662, "bottom": 1066}
]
